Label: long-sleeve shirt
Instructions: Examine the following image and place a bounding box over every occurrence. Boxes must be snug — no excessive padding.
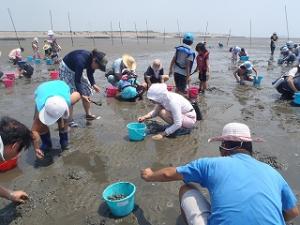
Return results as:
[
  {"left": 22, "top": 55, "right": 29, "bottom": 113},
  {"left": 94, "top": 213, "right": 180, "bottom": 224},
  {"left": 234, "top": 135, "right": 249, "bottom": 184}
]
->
[
  {"left": 150, "top": 92, "right": 194, "bottom": 135},
  {"left": 63, "top": 50, "right": 95, "bottom": 95}
]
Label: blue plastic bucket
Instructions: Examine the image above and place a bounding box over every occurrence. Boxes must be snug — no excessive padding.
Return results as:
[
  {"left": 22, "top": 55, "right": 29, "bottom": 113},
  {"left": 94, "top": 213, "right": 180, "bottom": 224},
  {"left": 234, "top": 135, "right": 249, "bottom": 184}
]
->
[
  {"left": 102, "top": 182, "right": 136, "bottom": 217},
  {"left": 253, "top": 75, "right": 263, "bottom": 87},
  {"left": 293, "top": 92, "right": 300, "bottom": 105},
  {"left": 27, "top": 56, "right": 33, "bottom": 62},
  {"left": 34, "top": 58, "right": 41, "bottom": 64},
  {"left": 45, "top": 58, "right": 53, "bottom": 65},
  {"left": 127, "top": 122, "right": 146, "bottom": 141},
  {"left": 240, "top": 56, "right": 249, "bottom": 62}
]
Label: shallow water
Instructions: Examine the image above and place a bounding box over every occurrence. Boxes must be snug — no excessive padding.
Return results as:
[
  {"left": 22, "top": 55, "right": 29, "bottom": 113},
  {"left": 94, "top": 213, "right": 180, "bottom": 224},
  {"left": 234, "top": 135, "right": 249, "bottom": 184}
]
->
[{"left": 0, "top": 37, "right": 300, "bottom": 225}]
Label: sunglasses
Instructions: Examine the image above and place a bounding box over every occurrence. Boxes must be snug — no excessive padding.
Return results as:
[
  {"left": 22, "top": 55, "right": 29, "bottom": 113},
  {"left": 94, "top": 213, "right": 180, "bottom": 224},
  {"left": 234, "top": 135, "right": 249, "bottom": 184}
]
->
[{"left": 219, "top": 142, "right": 243, "bottom": 151}]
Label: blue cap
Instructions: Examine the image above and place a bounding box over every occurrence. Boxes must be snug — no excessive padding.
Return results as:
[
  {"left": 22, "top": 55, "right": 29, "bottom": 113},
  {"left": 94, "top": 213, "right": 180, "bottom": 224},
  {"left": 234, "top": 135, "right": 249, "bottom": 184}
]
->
[{"left": 183, "top": 32, "right": 194, "bottom": 43}]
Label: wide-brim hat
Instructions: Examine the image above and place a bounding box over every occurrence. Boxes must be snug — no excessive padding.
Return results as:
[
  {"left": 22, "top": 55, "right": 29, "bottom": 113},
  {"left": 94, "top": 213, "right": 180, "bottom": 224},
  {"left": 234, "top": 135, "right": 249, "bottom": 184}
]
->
[
  {"left": 122, "top": 54, "right": 136, "bottom": 71},
  {"left": 208, "top": 122, "right": 264, "bottom": 143},
  {"left": 39, "top": 96, "right": 69, "bottom": 126}
]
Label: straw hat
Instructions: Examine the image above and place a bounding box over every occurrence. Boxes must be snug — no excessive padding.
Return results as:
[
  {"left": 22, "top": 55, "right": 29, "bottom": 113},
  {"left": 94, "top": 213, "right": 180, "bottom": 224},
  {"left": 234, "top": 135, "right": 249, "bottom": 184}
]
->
[
  {"left": 122, "top": 54, "right": 136, "bottom": 71},
  {"left": 208, "top": 122, "right": 264, "bottom": 143},
  {"left": 39, "top": 96, "right": 69, "bottom": 126}
]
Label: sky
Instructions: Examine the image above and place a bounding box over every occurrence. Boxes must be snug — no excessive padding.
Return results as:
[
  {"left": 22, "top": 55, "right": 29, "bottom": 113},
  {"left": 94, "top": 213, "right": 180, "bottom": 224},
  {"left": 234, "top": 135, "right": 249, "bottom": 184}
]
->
[{"left": 0, "top": 0, "right": 299, "bottom": 38}]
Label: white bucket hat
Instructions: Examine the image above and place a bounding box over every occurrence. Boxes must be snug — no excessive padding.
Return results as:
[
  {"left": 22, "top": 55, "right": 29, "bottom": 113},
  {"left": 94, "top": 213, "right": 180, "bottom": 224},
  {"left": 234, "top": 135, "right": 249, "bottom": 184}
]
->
[
  {"left": 39, "top": 96, "right": 69, "bottom": 126},
  {"left": 208, "top": 122, "right": 264, "bottom": 143},
  {"left": 48, "top": 30, "right": 54, "bottom": 36}
]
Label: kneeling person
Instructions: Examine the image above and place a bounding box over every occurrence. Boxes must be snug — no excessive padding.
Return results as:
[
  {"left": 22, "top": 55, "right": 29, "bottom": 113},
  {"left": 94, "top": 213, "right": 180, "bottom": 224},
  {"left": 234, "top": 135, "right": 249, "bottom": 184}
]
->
[{"left": 144, "top": 59, "right": 169, "bottom": 88}]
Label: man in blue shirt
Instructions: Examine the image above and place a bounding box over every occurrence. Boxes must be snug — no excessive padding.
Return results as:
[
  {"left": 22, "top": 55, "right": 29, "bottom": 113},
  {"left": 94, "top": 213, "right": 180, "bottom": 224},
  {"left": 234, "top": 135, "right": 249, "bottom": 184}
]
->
[{"left": 141, "top": 122, "right": 299, "bottom": 225}]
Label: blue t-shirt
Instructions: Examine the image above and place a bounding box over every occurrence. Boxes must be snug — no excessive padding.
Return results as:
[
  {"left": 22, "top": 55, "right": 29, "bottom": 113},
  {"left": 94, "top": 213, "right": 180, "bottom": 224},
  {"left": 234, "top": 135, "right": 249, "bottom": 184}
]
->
[
  {"left": 35, "top": 80, "right": 71, "bottom": 112},
  {"left": 176, "top": 153, "right": 297, "bottom": 225},
  {"left": 63, "top": 50, "right": 95, "bottom": 94}
]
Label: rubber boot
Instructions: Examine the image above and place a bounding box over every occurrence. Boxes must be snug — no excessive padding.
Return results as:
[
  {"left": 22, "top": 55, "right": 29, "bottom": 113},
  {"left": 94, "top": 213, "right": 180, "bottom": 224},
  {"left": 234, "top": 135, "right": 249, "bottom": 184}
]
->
[
  {"left": 40, "top": 132, "right": 52, "bottom": 151},
  {"left": 59, "top": 132, "right": 69, "bottom": 150}
]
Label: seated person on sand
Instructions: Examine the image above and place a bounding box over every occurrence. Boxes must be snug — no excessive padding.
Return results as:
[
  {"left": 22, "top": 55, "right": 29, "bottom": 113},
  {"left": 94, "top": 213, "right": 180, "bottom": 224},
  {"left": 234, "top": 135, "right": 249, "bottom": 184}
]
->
[
  {"left": 16, "top": 61, "right": 34, "bottom": 79},
  {"left": 233, "top": 61, "right": 257, "bottom": 85},
  {"left": 8, "top": 47, "right": 24, "bottom": 65},
  {"left": 141, "top": 122, "right": 299, "bottom": 225},
  {"left": 0, "top": 116, "right": 32, "bottom": 203},
  {"left": 138, "top": 83, "right": 196, "bottom": 140},
  {"left": 106, "top": 54, "right": 136, "bottom": 87},
  {"left": 274, "top": 59, "right": 300, "bottom": 99},
  {"left": 144, "top": 59, "right": 169, "bottom": 89},
  {"left": 31, "top": 80, "right": 80, "bottom": 160},
  {"left": 117, "top": 69, "right": 145, "bottom": 102}
]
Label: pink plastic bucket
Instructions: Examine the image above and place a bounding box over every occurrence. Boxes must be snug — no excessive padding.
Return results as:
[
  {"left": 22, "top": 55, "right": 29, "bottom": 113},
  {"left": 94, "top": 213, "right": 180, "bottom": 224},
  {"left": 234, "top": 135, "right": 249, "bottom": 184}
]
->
[
  {"left": 105, "top": 86, "right": 118, "bottom": 97},
  {"left": 0, "top": 156, "right": 18, "bottom": 172},
  {"left": 50, "top": 71, "right": 59, "bottom": 80},
  {"left": 167, "top": 85, "right": 174, "bottom": 91},
  {"left": 3, "top": 78, "right": 14, "bottom": 88},
  {"left": 188, "top": 86, "right": 199, "bottom": 99},
  {"left": 5, "top": 73, "right": 16, "bottom": 80}
]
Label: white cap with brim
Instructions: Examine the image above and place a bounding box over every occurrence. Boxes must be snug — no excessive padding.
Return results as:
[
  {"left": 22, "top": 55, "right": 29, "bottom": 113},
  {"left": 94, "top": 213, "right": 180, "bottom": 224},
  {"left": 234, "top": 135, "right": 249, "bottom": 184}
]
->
[
  {"left": 208, "top": 122, "right": 264, "bottom": 143},
  {"left": 39, "top": 96, "right": 69, "bottom": 126}
]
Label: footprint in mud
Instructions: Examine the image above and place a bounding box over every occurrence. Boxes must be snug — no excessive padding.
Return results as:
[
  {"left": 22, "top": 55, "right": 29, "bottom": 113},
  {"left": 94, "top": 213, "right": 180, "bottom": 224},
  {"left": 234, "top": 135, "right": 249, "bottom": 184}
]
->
[
  {"left": 241, "top": 108, "right": 255, "bottom": 121},
  {"left": 206, "top": 86, "right": 229, "bottom": 95},
  {"left": 254, "top": 151, "right": 287, "bottom": 170}
]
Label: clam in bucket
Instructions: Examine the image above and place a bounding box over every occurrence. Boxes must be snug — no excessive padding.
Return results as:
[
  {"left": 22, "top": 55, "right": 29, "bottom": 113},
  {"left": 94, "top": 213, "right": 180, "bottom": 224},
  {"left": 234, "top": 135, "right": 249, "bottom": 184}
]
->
[
  {"left": 105, "top": 86, "right": 118, "bottom": 97},
  {"left": 127, "top": 122, "right": 146, "bottom": 141},
  {"left": 102, "top": 182, "right": 136, "bottom": 217},
  {"left": 188, "top": 86, "right": 199, "bottom": 99},
  {"left": 293, "top": 92, "right": 300, "bottom": 105},
  {"left": 3, "top": 78, "right": 14, "bottom": 88},
  {"left": 0, "top": 156, "right": 18, "bottom": 172},
  {"left": 253, "top": 75, "right": 263, "bottom": 87},
  {"left": 50, "top": 71, "right": 59, "bottom": 80}
]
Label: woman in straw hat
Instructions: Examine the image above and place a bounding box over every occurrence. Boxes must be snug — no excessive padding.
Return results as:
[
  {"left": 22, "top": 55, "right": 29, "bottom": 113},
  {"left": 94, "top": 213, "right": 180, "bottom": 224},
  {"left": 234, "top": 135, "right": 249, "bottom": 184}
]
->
[
  {"left": 105, "top": 54, "right": 137, "bottom": 87},
  {"left": 141, "top": 122, "right": 299, "bottom": 225}
]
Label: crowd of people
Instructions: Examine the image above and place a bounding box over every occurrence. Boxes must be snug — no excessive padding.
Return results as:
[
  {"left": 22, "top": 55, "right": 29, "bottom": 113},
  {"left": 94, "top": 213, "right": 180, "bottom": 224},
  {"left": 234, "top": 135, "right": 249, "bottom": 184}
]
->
[{"left": 0, "top": 31, "right": 299, "bottom": 224}]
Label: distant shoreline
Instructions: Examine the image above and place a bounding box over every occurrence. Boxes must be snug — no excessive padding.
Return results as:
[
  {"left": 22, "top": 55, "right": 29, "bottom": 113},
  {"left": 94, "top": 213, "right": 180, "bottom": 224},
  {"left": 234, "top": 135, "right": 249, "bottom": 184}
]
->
[{"left": 0, "top": 31, "right": 246, "bottom": 40}]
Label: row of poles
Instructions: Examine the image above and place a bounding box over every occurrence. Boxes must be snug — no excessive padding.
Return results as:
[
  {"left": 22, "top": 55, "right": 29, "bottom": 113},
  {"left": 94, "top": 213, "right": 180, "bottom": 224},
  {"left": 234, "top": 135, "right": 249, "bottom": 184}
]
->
[{"left": 7, "top": 6, "right": 291, "bottom": 49}]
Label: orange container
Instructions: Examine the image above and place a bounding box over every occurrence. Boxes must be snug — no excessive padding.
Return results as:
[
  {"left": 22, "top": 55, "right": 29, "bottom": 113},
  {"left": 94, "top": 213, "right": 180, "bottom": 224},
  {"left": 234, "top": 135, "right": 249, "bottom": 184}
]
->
[{"left": 0, "top": 156, "right": 18, "bottom": 172}]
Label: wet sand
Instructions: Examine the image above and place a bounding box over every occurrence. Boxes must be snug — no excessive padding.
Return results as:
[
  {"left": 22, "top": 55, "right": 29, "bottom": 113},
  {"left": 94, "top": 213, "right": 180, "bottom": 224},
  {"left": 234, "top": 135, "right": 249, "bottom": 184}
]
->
[{"left": 0, "top": 37, "right": 300, "bottom": 225}]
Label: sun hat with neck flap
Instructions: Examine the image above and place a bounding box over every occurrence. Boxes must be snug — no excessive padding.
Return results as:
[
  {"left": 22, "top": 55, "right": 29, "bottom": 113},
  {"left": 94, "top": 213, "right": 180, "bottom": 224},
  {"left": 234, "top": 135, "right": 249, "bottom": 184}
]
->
[
  {"left": 147, "top": 83, "right": 169, "bottom": 104},
  {"left": 208, "top": 122, "right": 264, "bottom": 143}
]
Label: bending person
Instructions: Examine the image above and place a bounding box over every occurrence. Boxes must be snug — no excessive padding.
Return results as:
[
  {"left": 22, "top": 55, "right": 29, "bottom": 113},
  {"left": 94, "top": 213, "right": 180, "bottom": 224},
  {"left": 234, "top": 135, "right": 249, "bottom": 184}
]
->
[
  {"left": 59, "top": 49, "right": 107, "bottom": 126},
  {"left": 0, "top": 117, "right": 32, "bottom": 203},
  {"left": 233, "top": 61, "right": 257, "bottom": 85},
  {"left": 141, "top": 122, "right": 299, "bottom": 225},
  {"left": 138, "top": 83, "right": 196, "bottom": 140}
]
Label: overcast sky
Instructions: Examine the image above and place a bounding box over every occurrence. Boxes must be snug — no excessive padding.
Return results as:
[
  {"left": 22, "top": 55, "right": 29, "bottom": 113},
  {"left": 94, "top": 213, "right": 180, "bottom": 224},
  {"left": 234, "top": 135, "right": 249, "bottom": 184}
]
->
[{"left": 0, "top": 0, "right": 299, "bottom": 37}]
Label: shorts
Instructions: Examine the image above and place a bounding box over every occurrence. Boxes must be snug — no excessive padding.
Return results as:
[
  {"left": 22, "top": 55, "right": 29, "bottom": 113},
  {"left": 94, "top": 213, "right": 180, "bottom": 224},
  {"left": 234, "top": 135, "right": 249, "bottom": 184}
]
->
[
  {"left": 198, "top": 71, "right": 208, "bottom": 82},
  {"left": 182, "top": 111, "right": 197, "bottom": 128},
  {"left": 174, "top": 72, "right": 187, "bottom": 92},
  {"left": 59, "top": 61, "right": 92, "bottom": 96},
  {"left": 181, "top": 189, "right": 211, "bottom": 225}
]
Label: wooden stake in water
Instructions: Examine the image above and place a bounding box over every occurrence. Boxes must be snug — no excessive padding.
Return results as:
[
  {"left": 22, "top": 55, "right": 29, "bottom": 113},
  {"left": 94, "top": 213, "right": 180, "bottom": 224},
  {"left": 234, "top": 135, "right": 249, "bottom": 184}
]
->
[
  {"left": 134, "top": 22, "right": 139, "bottom": 44},
  {"left": 163, "top": 27, "right": 166, "bottom": 44},
  {"left": 226, "top": 29, "right": 231, "bottom": 47},
  {"left": 110, "top": 22, "right": 114, "bottom": 45},
  {"left": 7, "top": 8, "right": 21, "bottom": 48},
  {"left": 49, "top": 10, "right": 53, "bottom": 30},
  {"left": 284, "top": 4, "right": 290, "bottom": 41},
  {"left": 68, "top": 12, "right": 74, "bottom": 47},
  {"left": 204, "top": 21, "right": 208, "bottom": 42},
  {"left": 146, "top": 20, "right": 149, "bottom": 44},
  {"left": 119, "top": 21, "right": 123, "bottom": 45},
  {"left": 176, "top": 19, "right": 181, "bottom": 44},
  {"left": 249, "top": 19, "right": 252, "bottom": 49}
]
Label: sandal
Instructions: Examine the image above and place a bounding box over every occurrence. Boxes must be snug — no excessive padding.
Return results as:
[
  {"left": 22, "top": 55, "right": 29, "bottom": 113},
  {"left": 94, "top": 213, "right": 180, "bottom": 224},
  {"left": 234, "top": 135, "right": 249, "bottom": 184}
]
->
[
  {"left": 69, "top": 121, "right": 78, "bottom": 128},
  {"left": 85, "top": 114, "right": 98, "bottom": 120}
]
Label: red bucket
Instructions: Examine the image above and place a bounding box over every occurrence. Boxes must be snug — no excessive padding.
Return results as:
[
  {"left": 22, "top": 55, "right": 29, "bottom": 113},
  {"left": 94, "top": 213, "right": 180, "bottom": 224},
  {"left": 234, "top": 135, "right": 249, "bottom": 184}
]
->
[
  {"left": 5, "top": 73, "right": 16, "bottom": 80},
  {"left": 0, "top": 156, "right": 18, "bottom": 172},
  {"left": 50, "top": 71, "right": 59, "bottom": 80},
  {"left": 105, "top": 86, "right": 118, "bottom": 97},
  {"left": 188, "top": 86, "right": 199, "bottom": 99},
  {"left": 3, "top": 78, "right": 14, "bottom": 88},
  {"left": 167, "top": 85, "right": 174, "bottom": 91}
]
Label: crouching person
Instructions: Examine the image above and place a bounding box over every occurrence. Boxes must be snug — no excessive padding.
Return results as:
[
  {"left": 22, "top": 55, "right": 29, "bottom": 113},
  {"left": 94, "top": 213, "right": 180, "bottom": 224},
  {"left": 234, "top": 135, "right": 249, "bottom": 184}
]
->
[
  {"left": 32, "top": 80, "right": 80, "bottom": 159},
  {"left": 141, "top": 122, "right": 299, "bottom": 225},
  {"left": 0, "top": 116, "right": 32, "bottom": 203}
]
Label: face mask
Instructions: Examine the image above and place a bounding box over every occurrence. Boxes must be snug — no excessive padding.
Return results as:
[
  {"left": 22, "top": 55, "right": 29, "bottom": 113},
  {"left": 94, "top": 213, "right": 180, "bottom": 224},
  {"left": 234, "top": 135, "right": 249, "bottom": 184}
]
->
[{"left": 0, "top": 136, "right": 5, "bottom": 161}]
